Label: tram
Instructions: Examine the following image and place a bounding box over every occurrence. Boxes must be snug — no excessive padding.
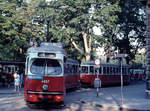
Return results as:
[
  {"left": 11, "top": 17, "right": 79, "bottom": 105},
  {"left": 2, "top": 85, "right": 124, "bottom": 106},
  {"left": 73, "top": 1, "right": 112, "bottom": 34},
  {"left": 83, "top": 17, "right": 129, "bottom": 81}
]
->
[
  {"left": 80, "top": 61, "right": 130, "bottom": 86},
  {"left": 24, "top": 42, "right": 79, "bottom": 103}
]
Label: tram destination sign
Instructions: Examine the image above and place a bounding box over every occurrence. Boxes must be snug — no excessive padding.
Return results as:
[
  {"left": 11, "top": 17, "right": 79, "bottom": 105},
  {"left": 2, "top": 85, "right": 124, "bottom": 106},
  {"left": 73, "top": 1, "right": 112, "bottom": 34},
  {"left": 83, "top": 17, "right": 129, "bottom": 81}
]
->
[{"left": 114, "top": 54, "right": 128, "bottom": 58}]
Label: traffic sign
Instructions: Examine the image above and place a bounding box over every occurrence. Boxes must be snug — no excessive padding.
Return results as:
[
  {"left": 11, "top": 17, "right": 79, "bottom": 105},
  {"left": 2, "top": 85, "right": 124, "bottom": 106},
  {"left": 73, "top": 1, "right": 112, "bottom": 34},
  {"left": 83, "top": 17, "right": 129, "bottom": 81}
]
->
[{"left": 95, "top": 58, "right": 101, "bottom": 66}]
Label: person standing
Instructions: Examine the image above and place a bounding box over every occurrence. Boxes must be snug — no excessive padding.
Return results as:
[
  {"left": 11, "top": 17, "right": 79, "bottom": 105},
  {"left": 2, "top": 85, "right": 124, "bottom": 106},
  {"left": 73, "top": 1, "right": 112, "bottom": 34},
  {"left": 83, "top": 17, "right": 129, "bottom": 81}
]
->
[
  {"left": 14, "top": 71, "right": 20, "bottom": 92},
  {"left": 1, "top": 73, "right": 6, "bottom": 87}
]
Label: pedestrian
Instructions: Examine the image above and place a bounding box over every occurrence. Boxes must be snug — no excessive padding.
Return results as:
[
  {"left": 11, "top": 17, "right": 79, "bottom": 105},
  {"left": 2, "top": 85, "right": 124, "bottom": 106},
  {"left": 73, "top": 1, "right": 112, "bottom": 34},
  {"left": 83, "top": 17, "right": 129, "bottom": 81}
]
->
[
  {"left": 1, "top": 73, "right": 6, "bottom": 87},
  {"left": 14, "top": 71, "right": 20, "bottom": 92},
  {"left": 7, "top": 74, "right": 11, "bottom": 88}
]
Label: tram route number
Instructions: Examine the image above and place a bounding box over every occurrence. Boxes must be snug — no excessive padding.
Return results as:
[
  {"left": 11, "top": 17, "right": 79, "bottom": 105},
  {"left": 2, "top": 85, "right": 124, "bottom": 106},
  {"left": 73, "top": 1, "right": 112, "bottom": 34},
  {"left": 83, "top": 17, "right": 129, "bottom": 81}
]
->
[{"left": 41, "top": 80, "right": 50, "bottom": 83}]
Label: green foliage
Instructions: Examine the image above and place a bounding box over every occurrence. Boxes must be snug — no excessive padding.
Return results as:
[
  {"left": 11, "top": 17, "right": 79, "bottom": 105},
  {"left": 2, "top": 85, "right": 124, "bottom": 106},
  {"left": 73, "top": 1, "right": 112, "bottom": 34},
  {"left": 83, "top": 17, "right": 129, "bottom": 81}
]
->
[
  {"left": 0, "top": 0, "right": 146, "bottom": 63},
  {"left": 0, "top": 0, "right": 44, "bottom": 61},
  {"left": 113, "top": 0, "right": 146, "bottom": 63},
  {"left": 38, "top": 0, "right": 120, "bottom": 61}
]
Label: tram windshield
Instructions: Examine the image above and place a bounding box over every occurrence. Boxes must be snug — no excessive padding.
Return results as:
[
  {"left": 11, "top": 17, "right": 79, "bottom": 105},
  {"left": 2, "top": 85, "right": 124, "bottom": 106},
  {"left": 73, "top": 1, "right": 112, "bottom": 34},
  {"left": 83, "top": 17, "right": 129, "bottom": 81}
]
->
[
  {"left": 30, "top": 58, "right": 62, "bottom": 75},
  {"left": 81, "top": 66, "right": 88, "bottom": 73}
]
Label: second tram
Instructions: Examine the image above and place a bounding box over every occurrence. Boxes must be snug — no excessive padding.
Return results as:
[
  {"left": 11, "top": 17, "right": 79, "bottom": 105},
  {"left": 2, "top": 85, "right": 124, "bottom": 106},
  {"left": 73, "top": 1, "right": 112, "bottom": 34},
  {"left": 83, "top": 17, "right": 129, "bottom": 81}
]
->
[
  {"left": 80, "top": 61, "right": 130, "bottom": 86},
  {"left": 24, "top": 42, "right": 79, "bottom": 103}
]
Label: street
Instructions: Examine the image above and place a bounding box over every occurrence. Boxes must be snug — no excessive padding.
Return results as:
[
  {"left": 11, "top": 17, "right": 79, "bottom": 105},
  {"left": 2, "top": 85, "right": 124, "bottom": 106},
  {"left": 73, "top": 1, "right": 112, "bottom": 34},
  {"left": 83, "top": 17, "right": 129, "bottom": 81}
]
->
[{"left": 0, "top": 80, "right": 148, "bottom": 111}]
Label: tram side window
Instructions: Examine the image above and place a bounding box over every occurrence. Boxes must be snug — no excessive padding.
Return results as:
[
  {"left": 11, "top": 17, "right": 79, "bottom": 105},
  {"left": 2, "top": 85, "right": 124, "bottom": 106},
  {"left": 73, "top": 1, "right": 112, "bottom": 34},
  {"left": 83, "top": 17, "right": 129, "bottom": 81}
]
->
[
  {"left": 122, "top": 67, "right": 127, "bottom": 75},
  {"left": 113, "top": 67, "right": 116, "bottom": 74},
  {"left": 122, "top": 68, "right": 125, "bottom": 74},
  {"left": 90, "top": 66, "right": 94, "bottom": 74},
  {"left": 99, "top": 67, "right": 102, "bottom": 74},
  {"left": 116, "top": 68, "right": 119, "bottom": 75},
  {"left": 119, "top": 67, "right": 121, "bottom": 74},
  {"left": 73, "top": 65, "right": 77, "bottom": 74},
  {"left": 103, "top": 67, "right": 106, "bottom": 74},
  {"left": 69, "top": 64, "right": 73, "bottom": 74},
  {"left": 124, "top": 68, "right": 127, "bottom": 74},
  {"left": 110, "top": 67, "right": 112, "bottom": 74},
  {"left": 107, "top": 67, "right": 110, "bottom": 75},
  {"left": 81, "top": 66, "right": 88, "bottom": 73},
  {"left": 64, "top": 64, "right": 69, "bottom": 74}
]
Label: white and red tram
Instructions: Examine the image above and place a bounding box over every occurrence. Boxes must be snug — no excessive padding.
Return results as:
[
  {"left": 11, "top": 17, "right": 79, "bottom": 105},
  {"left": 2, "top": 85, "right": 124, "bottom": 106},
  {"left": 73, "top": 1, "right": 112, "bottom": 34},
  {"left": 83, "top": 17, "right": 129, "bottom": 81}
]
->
[
  {"left": 80, "top": 61, "right": 130, "bottom": 86},
  {"left": 24, "top": 42, "right": 79, "bottom": 103}
]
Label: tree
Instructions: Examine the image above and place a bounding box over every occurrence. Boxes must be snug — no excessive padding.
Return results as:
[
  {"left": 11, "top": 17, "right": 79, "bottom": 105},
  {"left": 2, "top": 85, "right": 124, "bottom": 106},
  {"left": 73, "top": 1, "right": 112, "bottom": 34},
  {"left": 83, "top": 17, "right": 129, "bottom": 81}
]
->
[
  {"left": 0, "top": 0, "right": 45, "bottom": 61},
  {"left": 39, "top": 0, "right": 120, "bottom": 61},
  {"left": 113, "top": 0, "right": 146, "bottom": 64}
]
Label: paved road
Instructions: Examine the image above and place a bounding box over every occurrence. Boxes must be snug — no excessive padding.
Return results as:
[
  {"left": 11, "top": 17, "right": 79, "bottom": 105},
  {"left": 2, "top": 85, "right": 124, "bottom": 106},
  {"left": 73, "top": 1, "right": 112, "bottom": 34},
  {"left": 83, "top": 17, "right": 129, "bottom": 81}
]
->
[{"left": 0, "top": 80, "right": 149, "bottom": 111}]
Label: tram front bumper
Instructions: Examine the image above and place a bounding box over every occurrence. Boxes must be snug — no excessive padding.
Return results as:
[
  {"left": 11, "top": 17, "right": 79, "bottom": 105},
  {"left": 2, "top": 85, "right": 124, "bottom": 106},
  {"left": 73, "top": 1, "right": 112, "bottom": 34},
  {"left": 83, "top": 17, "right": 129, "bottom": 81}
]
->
[{"left": 26, "top": 91, "right": 64, "bottom": 103}]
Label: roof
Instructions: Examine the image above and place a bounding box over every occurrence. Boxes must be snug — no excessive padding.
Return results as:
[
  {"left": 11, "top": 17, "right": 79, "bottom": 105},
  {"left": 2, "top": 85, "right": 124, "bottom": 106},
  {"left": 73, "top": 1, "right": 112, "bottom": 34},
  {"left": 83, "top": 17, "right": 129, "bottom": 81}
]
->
[
  {"left": 0, "top": 60, "right": 25, "bottom": 65},
  {"left": 81, "top": 61, "right": 130, "bottom": 67},
  {"left": 27, "top": 42, "right": 66, "bottom": 55}
]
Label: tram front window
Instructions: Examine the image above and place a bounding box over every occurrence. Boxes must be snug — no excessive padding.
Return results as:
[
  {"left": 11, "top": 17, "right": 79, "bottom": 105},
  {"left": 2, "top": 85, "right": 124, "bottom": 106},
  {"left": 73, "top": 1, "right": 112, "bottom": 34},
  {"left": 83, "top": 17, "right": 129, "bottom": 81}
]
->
[
  {"left": 30, "top": 59, "right": 45, "bottom": 75},
  {"left": 30, "top": 58, "right": 62, "bottom": 75},
  {"left": 46, "top": 59, "right": 62, "bottom": 75}
]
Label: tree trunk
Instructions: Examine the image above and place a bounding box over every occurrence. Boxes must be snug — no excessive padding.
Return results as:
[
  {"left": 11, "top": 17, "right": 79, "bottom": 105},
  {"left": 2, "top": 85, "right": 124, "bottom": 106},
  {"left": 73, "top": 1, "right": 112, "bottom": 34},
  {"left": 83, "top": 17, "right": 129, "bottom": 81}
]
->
[
  {"left": 71, "top": 31, "right": 92, "bottom": 61},
  {"left": 85, "top": 54, "right": 91, "bottom": 61}
]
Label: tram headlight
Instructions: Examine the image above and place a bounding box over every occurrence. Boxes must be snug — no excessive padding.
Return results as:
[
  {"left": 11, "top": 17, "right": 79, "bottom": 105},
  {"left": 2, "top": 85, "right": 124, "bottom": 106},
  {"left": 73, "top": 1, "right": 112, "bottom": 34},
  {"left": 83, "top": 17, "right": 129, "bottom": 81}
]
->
[{"left": 42, "top": 85, "right": 48, "bottom": 91}]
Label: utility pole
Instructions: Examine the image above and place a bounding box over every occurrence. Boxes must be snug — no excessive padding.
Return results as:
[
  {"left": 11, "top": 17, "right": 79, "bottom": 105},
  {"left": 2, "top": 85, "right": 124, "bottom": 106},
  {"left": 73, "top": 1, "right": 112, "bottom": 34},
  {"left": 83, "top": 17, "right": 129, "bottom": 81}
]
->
[
  {"left": 40, "top": 5, "right": 69, "bottom": 42},
  {"left": 114, "top": 54, "right": 128, "bottom": 108}
]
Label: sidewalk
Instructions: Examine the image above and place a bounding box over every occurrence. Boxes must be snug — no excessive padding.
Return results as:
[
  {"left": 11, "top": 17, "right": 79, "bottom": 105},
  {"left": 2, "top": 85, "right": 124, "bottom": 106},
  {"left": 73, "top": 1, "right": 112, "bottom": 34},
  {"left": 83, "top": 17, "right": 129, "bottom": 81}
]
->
[
  {"left": 79, "top": 80, "right": 150, "bottom": 111},
  {"left": 0, "top": 83, "right": 24, "bottom": 94}
]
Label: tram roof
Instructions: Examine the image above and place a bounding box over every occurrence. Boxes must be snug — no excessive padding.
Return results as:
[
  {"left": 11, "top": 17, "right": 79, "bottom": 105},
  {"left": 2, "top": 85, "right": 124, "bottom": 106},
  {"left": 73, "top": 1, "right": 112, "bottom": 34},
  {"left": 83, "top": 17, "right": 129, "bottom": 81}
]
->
[
  {"left": 27, "top": 42, "right": 66, "bottom": 55},
  {"left": 81, "top": 61, "right": 130, "bottom": 67}
]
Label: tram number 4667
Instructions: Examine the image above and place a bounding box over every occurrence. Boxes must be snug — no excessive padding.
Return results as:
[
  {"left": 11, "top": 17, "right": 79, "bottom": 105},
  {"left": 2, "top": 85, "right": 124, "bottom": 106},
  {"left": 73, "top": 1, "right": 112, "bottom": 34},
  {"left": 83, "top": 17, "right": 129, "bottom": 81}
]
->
[{"left": 41, "top": 80, "right": 50, "bottom": 83}]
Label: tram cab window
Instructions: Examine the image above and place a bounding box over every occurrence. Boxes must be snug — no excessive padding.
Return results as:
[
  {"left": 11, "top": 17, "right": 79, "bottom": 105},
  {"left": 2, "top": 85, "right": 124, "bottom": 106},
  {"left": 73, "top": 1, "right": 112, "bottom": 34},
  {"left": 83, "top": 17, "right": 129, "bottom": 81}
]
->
[
  {"left": 90, "top": 66, "right": 94, "bottom": 74},
  {"left": 81, "top": 66, "right": 88, "bottom": 73}
]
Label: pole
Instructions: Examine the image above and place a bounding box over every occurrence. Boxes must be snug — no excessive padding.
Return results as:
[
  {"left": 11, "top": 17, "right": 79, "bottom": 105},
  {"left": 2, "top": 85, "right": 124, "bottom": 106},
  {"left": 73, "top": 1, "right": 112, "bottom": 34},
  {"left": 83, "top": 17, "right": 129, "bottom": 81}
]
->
[
  {"left": 120, "top": 58, "right": 123, "bottom": 107},
  {"left": 97, "top": 68, "right": 99, "bottom": 97},
  {"left": 46, "top": 20, "right": 50, "bottom": 42}
]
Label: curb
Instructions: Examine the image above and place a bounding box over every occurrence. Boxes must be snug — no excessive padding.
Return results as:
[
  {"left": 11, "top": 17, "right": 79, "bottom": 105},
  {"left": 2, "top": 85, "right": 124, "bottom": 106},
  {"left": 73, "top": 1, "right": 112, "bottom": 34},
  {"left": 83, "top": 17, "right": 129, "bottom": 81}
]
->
[
  {"left": 80, "top": 100, "right": 150, "bottom": 111},
  {"left": 0, "top": 92, "right": 24, "bottom": 94}
]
